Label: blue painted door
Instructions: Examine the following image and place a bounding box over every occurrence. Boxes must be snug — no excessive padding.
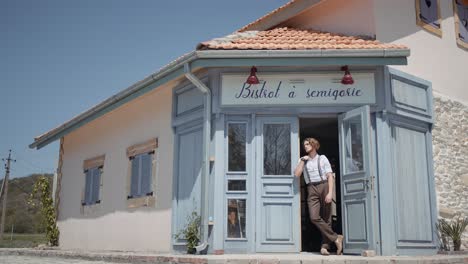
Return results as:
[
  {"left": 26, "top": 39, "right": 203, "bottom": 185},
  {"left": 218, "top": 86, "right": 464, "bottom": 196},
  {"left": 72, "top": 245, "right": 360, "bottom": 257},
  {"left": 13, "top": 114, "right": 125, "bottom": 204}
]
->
[
  {"left": 255, "top": 117, "right": 300, "bottom": 252},
  {"left": 338, "top": 105, "right": 377, "bottom": 254},
  {"left": 174, "top": 125, "right": 203, "bottom": 245}
]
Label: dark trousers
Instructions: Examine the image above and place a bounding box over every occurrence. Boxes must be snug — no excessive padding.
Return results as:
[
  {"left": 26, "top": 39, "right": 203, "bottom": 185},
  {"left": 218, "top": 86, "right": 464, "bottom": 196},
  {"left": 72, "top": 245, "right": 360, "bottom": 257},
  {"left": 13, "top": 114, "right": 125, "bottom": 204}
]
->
[{"left": 307, "top": 181, "right": 338, "bottom": 248}]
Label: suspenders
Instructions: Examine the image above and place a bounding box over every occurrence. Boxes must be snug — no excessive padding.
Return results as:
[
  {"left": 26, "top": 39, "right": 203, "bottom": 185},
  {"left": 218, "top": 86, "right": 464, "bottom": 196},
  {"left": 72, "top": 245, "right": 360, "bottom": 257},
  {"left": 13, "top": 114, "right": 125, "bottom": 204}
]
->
[{"left": 317, "top": 155, "right": 324, "bottom": 181}]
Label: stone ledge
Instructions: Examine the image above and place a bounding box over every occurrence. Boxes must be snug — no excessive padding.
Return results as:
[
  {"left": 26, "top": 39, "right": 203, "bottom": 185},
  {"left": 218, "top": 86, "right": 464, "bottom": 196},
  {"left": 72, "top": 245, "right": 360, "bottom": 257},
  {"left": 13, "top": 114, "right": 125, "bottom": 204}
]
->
[
  {"left": 437, "top": 250, "right": 468, "bottom": 255},
  {"left": 0, "top": 248, "right": 467, "bottom": 264}
]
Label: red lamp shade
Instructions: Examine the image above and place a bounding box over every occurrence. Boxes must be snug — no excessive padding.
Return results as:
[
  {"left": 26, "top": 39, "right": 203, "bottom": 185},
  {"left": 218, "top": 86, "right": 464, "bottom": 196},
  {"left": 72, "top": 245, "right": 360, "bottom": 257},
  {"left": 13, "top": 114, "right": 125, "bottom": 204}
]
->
[
  {"left": 341, "top": 66, "right": 354, "bottom": 85},
  {"left": 246, "top": 66, "right": 260, "bottom": 85}
]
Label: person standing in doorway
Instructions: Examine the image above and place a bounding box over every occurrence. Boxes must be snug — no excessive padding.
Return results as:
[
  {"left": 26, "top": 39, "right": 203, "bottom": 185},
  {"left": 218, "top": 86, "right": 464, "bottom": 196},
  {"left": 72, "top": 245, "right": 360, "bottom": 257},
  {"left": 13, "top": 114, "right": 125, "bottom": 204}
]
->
[{"left": 294, "top": 138, "right": 344, "bottom": 255}]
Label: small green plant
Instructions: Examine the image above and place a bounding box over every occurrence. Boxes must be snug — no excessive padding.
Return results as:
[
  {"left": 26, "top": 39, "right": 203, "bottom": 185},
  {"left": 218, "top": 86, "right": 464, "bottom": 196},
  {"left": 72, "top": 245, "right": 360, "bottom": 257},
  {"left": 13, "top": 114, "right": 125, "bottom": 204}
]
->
[
  {"left": 436, "top": 221, "right": 450, "bottom": 251},
  {"left": 437, "top": 217, "right": 468, "bottom": 251},
  {"left": 28, "top": 176, "right": 59, "bottom": 246},
  {"left": 175, "top": 211, "right": 201, "bottom": 254}
]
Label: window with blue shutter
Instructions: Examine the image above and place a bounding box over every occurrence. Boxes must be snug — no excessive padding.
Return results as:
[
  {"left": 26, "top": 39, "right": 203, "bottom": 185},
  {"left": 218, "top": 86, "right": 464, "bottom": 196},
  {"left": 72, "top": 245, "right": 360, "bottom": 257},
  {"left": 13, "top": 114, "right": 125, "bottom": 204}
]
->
[
  {"left": 128, "top": 152, "right": 153, "bottom": 198},
  {"left": 83, "top": 166, "right": 102, "bottom": 205},
  {"left": 416, "top": 0, "right": 442, "bottom": 36},
  {"left": 126, "top": 138, "right": 157, "bottom": 206},
  {"left": 419, "top": 0, "right": 440, "bottom": 28},
  {"left": 455, "top": 0, "right": 468, "bottom": 42}
]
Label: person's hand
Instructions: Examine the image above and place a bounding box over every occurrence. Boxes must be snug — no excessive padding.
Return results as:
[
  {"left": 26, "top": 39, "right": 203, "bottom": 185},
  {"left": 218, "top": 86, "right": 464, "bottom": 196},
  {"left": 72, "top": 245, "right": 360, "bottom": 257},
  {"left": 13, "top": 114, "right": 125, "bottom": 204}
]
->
[
  {"left": 301, "top": 156, "right": 309, "bottom": 161},
  {"left": 325, "top": 192, "right": 333, "bottom": 204}
]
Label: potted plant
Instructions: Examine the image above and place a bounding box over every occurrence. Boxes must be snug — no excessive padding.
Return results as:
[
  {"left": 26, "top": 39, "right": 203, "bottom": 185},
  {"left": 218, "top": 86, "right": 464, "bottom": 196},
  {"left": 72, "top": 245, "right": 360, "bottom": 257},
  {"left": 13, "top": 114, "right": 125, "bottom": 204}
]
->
[
  {"left": 437, "top": 217, "right": 468, "bottom": 251},
  {"left": 175, "top": 211, "right": 201, "bottom": 254}
]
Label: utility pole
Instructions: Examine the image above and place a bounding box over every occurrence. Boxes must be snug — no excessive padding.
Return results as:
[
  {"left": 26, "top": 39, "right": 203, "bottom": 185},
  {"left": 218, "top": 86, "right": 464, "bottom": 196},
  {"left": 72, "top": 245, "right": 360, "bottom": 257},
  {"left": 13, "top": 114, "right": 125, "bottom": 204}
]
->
[{"left": 0, "top": 150, "right": 15, "bottom": 240}]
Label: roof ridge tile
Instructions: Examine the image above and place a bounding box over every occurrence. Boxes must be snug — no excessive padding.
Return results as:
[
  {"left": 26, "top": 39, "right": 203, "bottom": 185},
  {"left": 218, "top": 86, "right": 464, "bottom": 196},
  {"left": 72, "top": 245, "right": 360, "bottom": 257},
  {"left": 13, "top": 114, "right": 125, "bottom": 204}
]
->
[{"left": 197, "top": 26, "right": 407, "bottom": 51}]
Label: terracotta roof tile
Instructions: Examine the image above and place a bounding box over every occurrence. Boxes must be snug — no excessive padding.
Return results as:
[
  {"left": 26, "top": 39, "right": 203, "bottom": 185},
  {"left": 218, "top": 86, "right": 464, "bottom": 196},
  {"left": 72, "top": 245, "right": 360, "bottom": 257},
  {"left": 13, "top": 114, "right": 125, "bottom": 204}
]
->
[{"left": 198, "top": 27, "right": 408, "bottom": 51}]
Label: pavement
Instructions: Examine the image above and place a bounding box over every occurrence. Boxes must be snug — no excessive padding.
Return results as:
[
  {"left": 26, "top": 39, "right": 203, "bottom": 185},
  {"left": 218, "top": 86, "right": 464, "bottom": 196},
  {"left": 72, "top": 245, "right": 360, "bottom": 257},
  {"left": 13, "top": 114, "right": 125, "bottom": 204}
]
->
[
  {"left": 0, "top": 255, "right": 131, "bottom": 264},
  {"left": 0, "top": 248, "right": 467, "bottom": 264}
]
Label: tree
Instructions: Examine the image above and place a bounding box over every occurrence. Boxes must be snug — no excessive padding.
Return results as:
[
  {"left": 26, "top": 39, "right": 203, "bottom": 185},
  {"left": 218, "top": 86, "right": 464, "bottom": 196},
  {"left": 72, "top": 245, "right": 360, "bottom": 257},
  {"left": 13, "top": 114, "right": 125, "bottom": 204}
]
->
[{"left": 28, "top": 176, "right": 59, "bottom": 246}]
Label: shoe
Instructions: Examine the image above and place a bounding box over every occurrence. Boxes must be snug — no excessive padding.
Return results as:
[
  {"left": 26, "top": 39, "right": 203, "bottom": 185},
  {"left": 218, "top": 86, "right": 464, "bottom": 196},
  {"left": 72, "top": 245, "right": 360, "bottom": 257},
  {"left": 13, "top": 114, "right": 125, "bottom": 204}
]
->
[
  {"left": 320, "top": 248, "right": 330, "bottom": 256},
  {"left": 335, "top": 235, "right": 344, "bottom": 255}
]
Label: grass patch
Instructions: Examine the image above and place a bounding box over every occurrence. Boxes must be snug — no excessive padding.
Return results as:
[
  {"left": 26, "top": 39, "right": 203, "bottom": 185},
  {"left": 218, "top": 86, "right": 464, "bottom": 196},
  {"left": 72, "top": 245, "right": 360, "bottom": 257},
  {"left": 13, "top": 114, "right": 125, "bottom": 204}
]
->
[{"left": 0, "top": 233, "right": 47, "bottom": 248}]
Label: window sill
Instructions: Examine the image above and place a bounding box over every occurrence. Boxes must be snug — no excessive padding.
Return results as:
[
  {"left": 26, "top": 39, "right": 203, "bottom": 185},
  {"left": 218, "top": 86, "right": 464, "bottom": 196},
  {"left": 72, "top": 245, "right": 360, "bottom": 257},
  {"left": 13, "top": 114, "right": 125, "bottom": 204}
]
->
[
  {"left": 80, "top": 202, "right": 102, "bottom": 215},
  {"left": 225, "top": 238, "right": 248, "bottom": 241},
  {"left": 127, "top": 195, "right": 156, "bottom": 209},
  {"left": 417, "top": 20, "right": 442, "bottom": 37},
  {"left": 456, "top": 38, "right": 468, "bottom": 50}
]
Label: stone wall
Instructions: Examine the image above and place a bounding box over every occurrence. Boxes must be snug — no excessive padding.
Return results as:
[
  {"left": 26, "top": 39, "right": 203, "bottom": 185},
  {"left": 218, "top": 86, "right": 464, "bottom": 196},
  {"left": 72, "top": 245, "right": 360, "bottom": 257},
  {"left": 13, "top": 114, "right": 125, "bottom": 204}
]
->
[{"left": 432, "top": 95, "right": 468, "bottom": 250}]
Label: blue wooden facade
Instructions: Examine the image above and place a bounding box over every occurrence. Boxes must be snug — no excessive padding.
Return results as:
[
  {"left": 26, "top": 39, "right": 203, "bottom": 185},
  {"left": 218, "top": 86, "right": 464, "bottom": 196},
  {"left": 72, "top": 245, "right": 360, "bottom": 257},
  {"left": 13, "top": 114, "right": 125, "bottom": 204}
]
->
[{"left": 170, "top": 65, "right": 438, "bottom": 256}]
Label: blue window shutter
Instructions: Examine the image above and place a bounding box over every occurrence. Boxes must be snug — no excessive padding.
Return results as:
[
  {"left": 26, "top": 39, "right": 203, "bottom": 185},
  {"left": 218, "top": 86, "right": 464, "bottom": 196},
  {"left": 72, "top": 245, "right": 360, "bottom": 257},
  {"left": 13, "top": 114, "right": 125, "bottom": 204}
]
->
[
  {"left": 92, "top": 168, "right": 101, "bottom": 203},
  {"left": 130, "top": 156, "right": 140, "bottom": 197},
  {"left": 419, "top": 0, "right": 439, "bottom": 27},
  {"left": 464, "top": 6, "right": 468, "bottom": 40},
  {"left": 457, "top": 1, "right": 468, "bottom": 40},
  {"left": 85, "top": 170, "right": 92, "bottom": 205},
  {"left": 140, "top": 153, "right": 152, "bottom": 195}
]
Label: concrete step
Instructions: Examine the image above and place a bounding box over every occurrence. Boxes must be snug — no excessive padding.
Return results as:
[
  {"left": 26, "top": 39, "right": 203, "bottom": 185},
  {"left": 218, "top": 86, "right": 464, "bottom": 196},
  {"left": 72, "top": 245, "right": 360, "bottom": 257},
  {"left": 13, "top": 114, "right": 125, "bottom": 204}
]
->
[{"left": 0, "top": 248, "right": 467, "bottom": 264}]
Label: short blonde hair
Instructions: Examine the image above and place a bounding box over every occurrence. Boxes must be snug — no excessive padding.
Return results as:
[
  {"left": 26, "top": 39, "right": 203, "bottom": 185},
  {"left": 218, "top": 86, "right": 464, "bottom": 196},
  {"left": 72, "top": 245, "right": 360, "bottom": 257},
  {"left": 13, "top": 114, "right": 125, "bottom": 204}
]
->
[{"left": 304, "top": 137, "right": 320, "bottom": 151}]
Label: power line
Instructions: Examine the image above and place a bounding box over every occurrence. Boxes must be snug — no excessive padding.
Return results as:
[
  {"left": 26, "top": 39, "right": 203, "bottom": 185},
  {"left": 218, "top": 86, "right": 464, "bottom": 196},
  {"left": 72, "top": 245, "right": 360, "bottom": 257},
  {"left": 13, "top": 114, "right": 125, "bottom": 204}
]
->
[{"left": 13, "top": 151, "right": 55, "bottom": 173}]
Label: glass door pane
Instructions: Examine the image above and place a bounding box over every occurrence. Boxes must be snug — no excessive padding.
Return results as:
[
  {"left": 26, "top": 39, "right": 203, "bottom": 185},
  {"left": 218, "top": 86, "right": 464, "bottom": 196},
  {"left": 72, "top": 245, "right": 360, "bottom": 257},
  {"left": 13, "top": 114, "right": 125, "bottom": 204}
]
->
[
  {"left": 344, "top": 116, "right": 364, "bottom": 173},
  {"left": 263, "top": 124, "right": 291, "bottom": 176},
  {"left": 228, "top": 123, "right": 247, "bottom": 172}
]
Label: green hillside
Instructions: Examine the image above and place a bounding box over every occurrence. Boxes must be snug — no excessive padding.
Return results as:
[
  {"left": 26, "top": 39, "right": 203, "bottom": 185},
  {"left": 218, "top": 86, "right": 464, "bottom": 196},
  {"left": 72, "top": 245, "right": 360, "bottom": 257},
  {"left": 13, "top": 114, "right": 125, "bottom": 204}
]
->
[{"left": 0, "top": 174, "right": 53, "bottom": 234}]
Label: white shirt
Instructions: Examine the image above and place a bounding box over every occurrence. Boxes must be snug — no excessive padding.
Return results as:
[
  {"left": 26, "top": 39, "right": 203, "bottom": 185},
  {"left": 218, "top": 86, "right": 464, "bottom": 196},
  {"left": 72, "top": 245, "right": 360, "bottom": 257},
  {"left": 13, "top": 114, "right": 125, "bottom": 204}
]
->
[{"left": 304, "top": 154, "right": 333, "bottom": 183}]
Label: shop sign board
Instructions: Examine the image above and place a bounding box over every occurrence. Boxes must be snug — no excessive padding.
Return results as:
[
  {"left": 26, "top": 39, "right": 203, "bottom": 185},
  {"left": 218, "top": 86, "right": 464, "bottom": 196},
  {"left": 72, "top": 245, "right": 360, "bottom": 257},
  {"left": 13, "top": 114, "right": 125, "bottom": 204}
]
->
[{"left": 221, "top": 73, "right": 375, "bottom": 106}]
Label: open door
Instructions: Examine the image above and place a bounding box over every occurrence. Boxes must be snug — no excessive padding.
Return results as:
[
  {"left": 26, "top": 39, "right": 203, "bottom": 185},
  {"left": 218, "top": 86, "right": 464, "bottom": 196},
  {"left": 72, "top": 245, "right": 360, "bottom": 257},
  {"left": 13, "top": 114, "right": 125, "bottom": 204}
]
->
[
  {"left": 255, "top": 117, "right": 300, "bottom": 252},
  {"left": 338, "top": 105, "right": 377, "bottom": 254}
]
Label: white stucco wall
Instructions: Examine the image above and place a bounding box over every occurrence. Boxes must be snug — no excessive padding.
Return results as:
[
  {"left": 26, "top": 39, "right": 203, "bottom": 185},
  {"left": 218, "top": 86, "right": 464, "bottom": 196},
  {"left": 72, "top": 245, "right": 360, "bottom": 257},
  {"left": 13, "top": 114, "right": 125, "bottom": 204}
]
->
[
  {"left": 281, "top": 0, "right": 467, "bottom": 103},
  {"left": 58, "top": 81, "right": 175, "bottom": 252},
  {"left": 373, "top": 0, "right": 468, "bottom": 104},
  {"left": 280, "top": 0, "right": 375, "bottom": 37}
]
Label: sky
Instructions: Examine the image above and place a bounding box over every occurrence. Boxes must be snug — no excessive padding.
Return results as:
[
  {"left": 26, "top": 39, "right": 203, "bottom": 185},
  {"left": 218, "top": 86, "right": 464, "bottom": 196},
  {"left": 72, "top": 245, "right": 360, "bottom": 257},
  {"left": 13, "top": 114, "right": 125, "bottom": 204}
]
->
[{"left": 1, "top": 0, "right": 290, "bottom": 178}]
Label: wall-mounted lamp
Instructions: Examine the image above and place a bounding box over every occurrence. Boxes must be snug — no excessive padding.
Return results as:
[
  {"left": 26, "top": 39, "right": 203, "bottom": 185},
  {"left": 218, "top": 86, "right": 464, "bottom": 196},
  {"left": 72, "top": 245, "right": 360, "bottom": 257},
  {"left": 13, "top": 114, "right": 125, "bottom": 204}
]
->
[
  {"left": 341, "top": 65, "right": 354, "bottom": 85},
  {"left": 246, "top": 66, "right": 260, "bottom": 85}
]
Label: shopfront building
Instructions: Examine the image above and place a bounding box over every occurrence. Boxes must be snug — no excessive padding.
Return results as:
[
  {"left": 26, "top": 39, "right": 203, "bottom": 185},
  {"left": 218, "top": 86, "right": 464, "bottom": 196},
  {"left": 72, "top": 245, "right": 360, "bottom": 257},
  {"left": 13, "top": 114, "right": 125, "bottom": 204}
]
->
[
  {"left": 29, "top": 0, "right": 467, "bottom": 256},
  {"left": 171, "top": 63, "right": 437, "bottom": 256}
]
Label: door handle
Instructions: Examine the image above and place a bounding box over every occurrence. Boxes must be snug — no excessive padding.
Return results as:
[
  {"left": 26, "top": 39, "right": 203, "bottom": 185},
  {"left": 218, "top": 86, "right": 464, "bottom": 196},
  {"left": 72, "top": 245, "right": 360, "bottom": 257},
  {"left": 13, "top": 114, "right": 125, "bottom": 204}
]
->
[{"left": 364, "top": 177, "right": 375, "bottom": 191}]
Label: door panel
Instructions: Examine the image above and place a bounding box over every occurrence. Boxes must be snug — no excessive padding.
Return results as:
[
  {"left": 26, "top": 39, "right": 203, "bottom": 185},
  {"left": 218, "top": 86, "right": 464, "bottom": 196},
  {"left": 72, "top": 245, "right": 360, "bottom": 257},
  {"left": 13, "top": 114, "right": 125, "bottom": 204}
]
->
[
  {"left": 256, "top": 117, "right": 300, "bottom": 252},
  {"left": 174, "top": 127, "right": 203, "bottom": 243},
  {"left": 339, "top": 105, "right": 376, "bottom": 254}
]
